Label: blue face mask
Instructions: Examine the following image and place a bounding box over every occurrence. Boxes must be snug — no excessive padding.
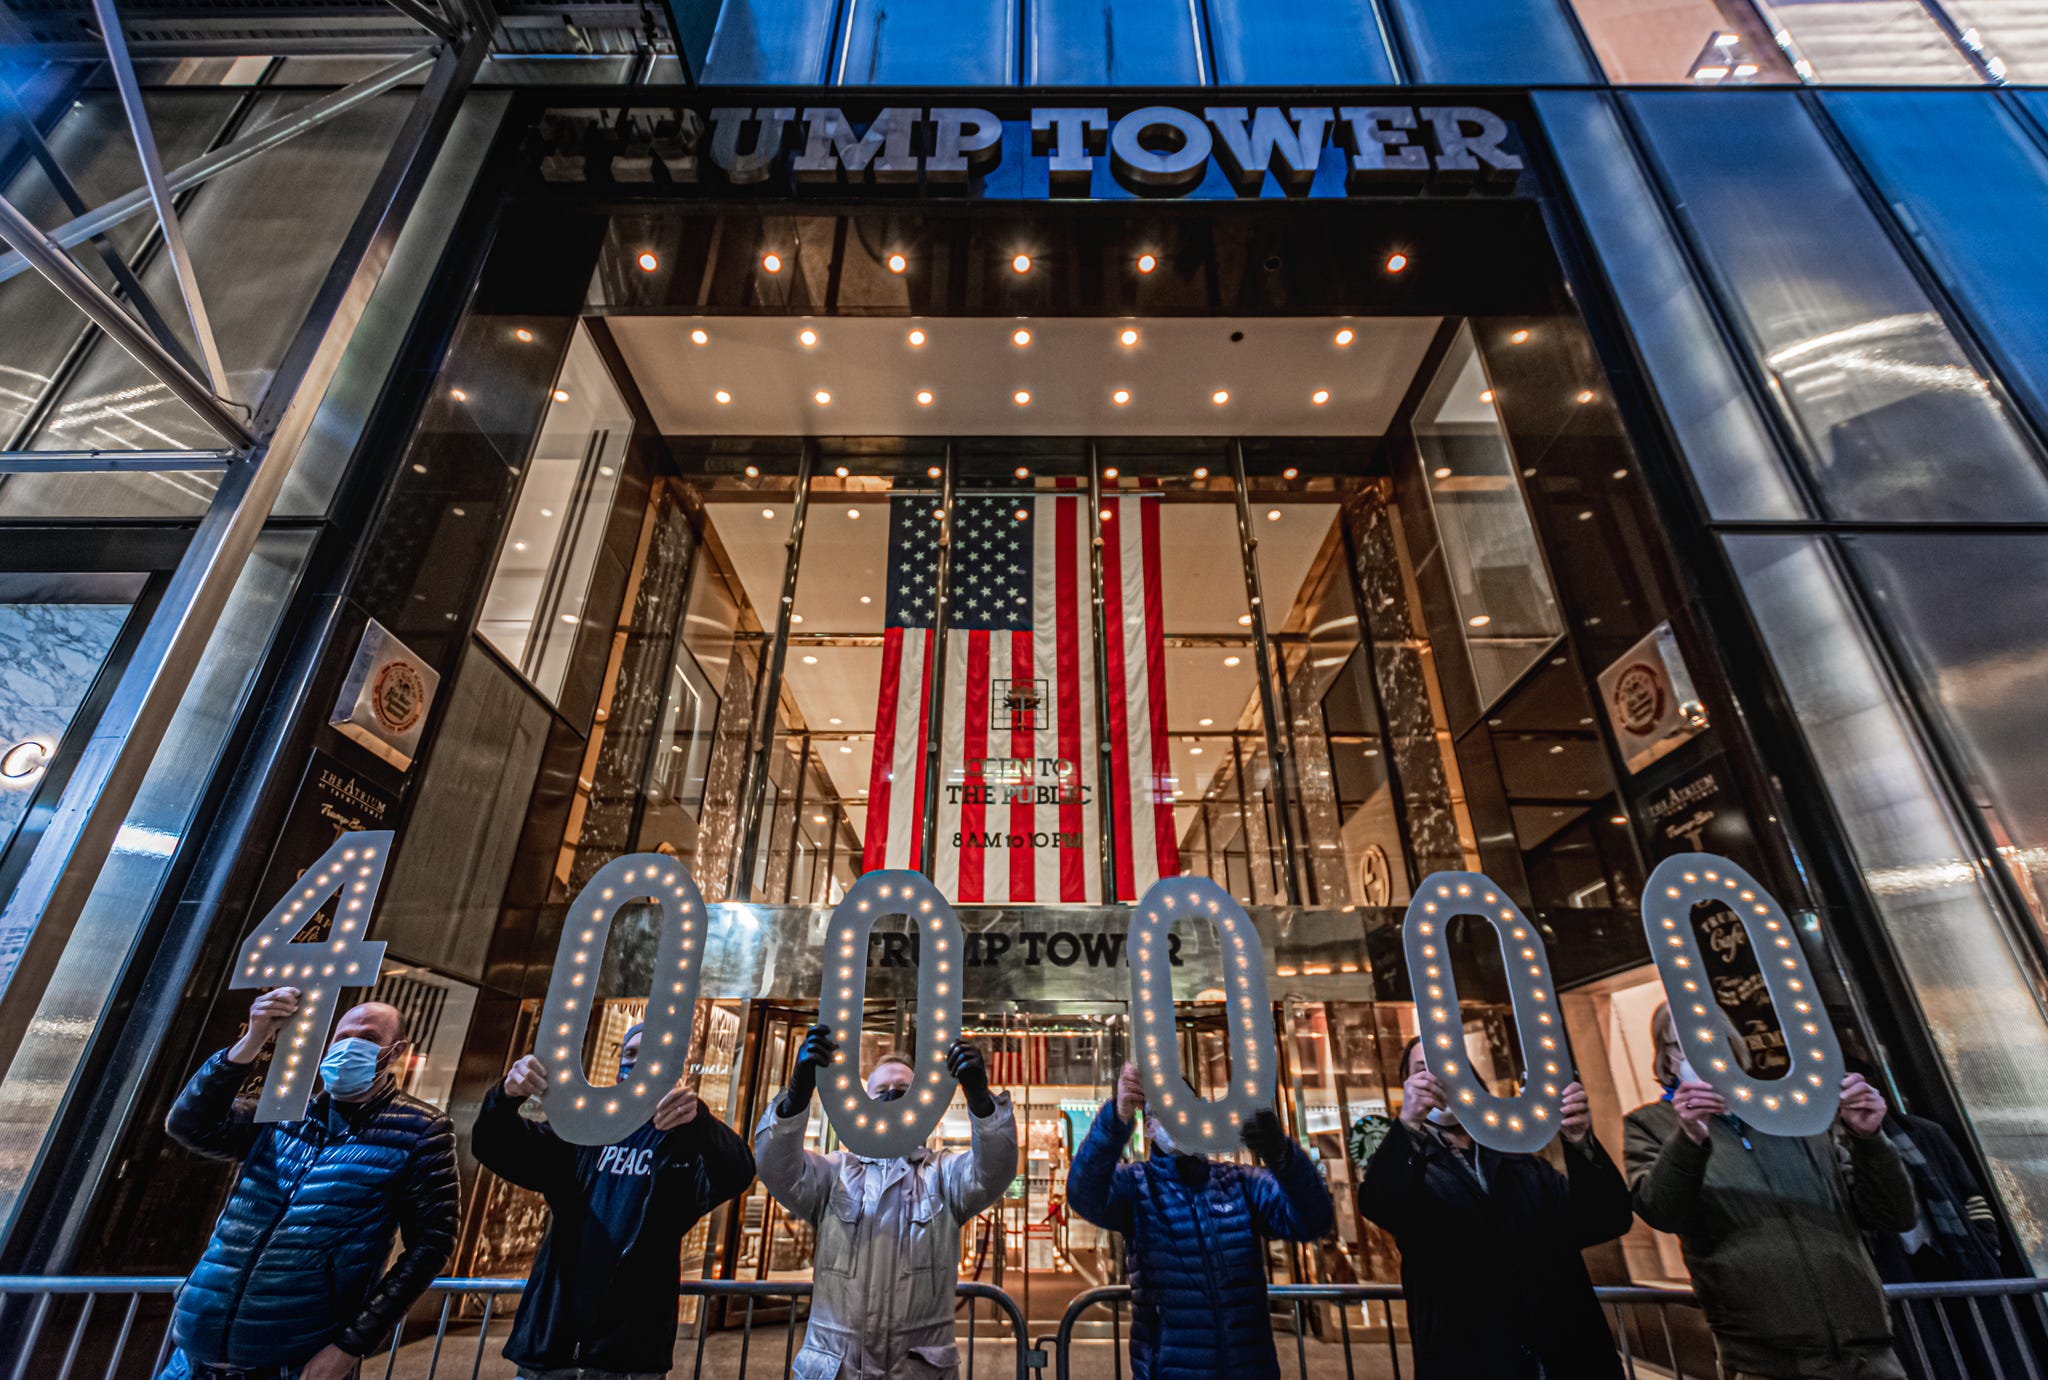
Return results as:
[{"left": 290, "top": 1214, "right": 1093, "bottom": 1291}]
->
[{"left": 320, "top": 1036, "right": 387, "bottom": 1099}]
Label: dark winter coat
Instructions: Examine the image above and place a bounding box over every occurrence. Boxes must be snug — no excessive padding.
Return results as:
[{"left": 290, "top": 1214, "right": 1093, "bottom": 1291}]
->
[
  {"left": 165, "top": 1050, "right": 459, "bottom": 1367},
  {"left": 1625, "top": 1098, "right": 1916, "bottom": 1379},
  {"left": 1066, "top": 1101, "right": 1336, "bottom": 1380},
  {"left": 1359, "top": 1119, "right": 1635, "bottom": 1380},
  {"left": 473, "top": 1084, "right": 756, "bottom": 1375}
]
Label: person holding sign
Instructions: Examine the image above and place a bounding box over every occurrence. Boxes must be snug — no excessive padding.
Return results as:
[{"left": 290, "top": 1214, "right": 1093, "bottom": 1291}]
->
[
  {"left": 1624, "top": 1004, "right": 1917, "bottom": 1380},
  {"left": 752, "top": 1024, "right": 1016, "bottom": 1380},
  {"left": 159, "top": 988, "right": 458, "bottom": 1380},
  {"left": 1065, "top": 1061, "right": 1335, "bottom": 1380},
  {"left": 471, "top": 1023, "right": 756, "bottom": 1379},
  {"left": 1360, "top": 1036, "right": 1634, "bottom": 1379}
]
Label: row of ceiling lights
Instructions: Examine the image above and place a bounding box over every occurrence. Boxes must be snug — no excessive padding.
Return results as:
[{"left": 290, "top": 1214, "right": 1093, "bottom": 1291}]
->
[
  {"left": 708, "top": 386, "right": 1328, "bottom": 408},
  {"left": 691, "top": 322, "right": 1369, "bottom": 351},
  {"left": 739, "top": 463, "right": 1297, "bottom": 482},
  {"left": 637, "top": 249, "right": 1411, "bottom": 278}
]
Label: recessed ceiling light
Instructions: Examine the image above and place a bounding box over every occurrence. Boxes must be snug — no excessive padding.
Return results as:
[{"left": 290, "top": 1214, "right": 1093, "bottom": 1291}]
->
[
  {"left": 1014, "top": 507, "right": 1030, "bottom": 521},
  {"left": 1190, "top": 747, "right": 1204, "bottom": 756},
  {"left": 745, "top": 465, "right": 759, "bottom": 477},
  {"left": 846, "top": 508, "right": 861, "bottom": 519},
  {"left": 1014, "top": 390, "right": 1031, "bottom": 406},
  {"left": 1434, "top": 466, "right": 1453, "bottom": 479},
  {"left": 1014, "top": 466, "right": 1029, "bottom": 478},
  {"left": 512, "top": 540, "right": 527, "bottom": 551},
  {"left": 814, "top": 389, "right": 832, "bottom": 405},
  {"left": 552, "top": 389, "right": 570, "bottom": 403},
  {"left": 1112, "top": 388, "right": 1131, "bottom": 405},
  {"left": 1103, "top": 467, "right": 1119, "bottom": 480},
  {"left": 1223, "top": 655, "right": 1241, "bottom": 667},
  {"left": 1610, "top": 815, "right": 1628, "bottom": 825},
  {"left": 916, "top": 389, "right": 934, "bottom": 406},
  {"left": 1510, "top": 329, "right": 1531, "bottom": 345},
  {"left": 1013, "top": 328, "right": 1032, "bottom": 347},
  {"left": 1577, "top": 510, "right": 1594, "bottom": 521},
  {"left": 762, "top": 252, "right": 783, "bottom": 273},
  {"left": 1469, "top": 614, "right": 1491, "bottom": 627},
  {"left": 802, "top": 655, "right": 818, "bottom": 664},
  {"left": 814, "top": 813, "right": 828, "bottom": 824},
  {"left": 839, "top": 744, "right": 853, "bottom": 754},
  {"left": 1334, "top": 328, "right": 1355, "bottom": 347},
  {"left": 1576, "top": 389, "right": 1596, "bottom": 404},
  {"left": 799, "top": 328, "right": 818, "bottom": 347},
  {"left": 859, "top": 595, "right": 871, "bottom": 604},
  {"left": 1613, "top": 468, "right": 1628, "bottom": 480},
  {"left": 637, "top": 251, "right": 658, "bottom": 272},
  {"left": 1119, "top": 328, "right": 1139, "bottom": 346},
  {"left": 1011, "top": 253, "right": 1031, "bottom": 273},
  {"left": 762, "top": 508, "right": 776, "bottom": 519},
  {"left": 1211, "top": 390, "right": 1230, "bottom": 405},
  {"left": 927, "top": 466, "right": 942, "bottom": 478},
  {"left": 1282, "top": 467, "right": 1299, "bottom": 479},
  {"left": 1385, "top": 252, "right": 1409, "bottom": 273},
  {"left": 1311, "top": 390, "right": 1330, "bottom": 405},
  {"left": 561, "top": 613, "right": 580, "bottom": 625},
  {"left": 690, "top": 328, "right": 708, "bottom": 345},
  {"left": 1265, "top": 509, "right": 1281, "bottom": 521},
  {"left": 1480, "top": 389, "right": 1495, "bottom": 404},
  {"left": 830, "top": 717, "right": 843, "bottom": 725},
  {"left": 1192, "top": 467, "right": 1209, "bottom": 479},
  {"left": 790, "top": 613, "right": 803, "bottom": 623},
  {"left": 1137, "top": 253, "right": 1157, "bottom": 273},
  {"left": 540, "top": 508, "right": 554, "bottom": 518},
  {"left": 887, "top": 252, "right": 907, "bottom": 273},
  {"left": 449, "top": 388, "right": 467, "bottom": 402},
  {"left": 908, "top": 328, "right": 927, "bottom": 347},
  {"left": 598, "top": 466, "right": 614, "bottom": 477},
  {"left": 1198, "top": 717, "right": 1214, "bottom": 727},
  {"left": 1237, "top": 614, "right": 1253, "bottom": 626},
  {"left": 1549, "top": 744, "right": 1566, "bottom": 755},
  {"left": 834, "top": 465, "right": 849, "bottom": 477},
  {"left": 1099, "top": 507, "right": 1113, "bottom": 522},
  {"left": 515, "top": 328, "right": 534, "bottom": 343}
]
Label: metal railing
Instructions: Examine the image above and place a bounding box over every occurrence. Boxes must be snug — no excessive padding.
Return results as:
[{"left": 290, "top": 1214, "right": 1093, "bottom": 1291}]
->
[
  {"left": 1050, "top": 1279, "right": 2048, "bottom": 1380},
  {"left": 0, "top": 1277, "right": 1033, "bottom": 1380}
]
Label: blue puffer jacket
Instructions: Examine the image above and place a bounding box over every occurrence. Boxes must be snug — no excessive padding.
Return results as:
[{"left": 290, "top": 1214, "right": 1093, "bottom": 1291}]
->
[
  {"left": 165, "top": 1050, "right": 460, "bottom": 1367},
  {"left": 1067, "top": 1101, "right": 1336, "bottom": 1380}
]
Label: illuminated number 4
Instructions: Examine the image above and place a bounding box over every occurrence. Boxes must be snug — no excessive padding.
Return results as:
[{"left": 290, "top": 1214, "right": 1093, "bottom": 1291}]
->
[{"left": 231, "top": 831, "right": 392, "bottom": 1123}]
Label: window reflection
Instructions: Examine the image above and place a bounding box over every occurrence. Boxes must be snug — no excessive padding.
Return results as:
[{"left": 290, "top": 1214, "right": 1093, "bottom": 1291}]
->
[
  {"left": 477, "top": 323, "right": 631, "bottom": 702},
  {"left": 1414, "top": 328, "right": 1565, "bottom": 713},
  {"left": 1751, "top": 0, "right": 1981, "bottom": 82},
  {"left": 1632, "top": 92, "right": 2048, "bottom": 521},
  {"left": 838, "top": 0, "right": 1016, "bottom": 84},
  {"left": 1026, "top": 0, "right": 1204, "bottom": 82},
  {"left": 1565, "top": 0, "right": 1796, "bottom": 81},
  {"left": 1205, "top": 0, "right": 1400, "bottom": 85}
]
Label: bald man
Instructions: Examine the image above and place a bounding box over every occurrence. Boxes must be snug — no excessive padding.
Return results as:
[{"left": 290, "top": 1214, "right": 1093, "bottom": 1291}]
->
[{"left": 160, "top": 987, "right": 459, "bottom": 1380}]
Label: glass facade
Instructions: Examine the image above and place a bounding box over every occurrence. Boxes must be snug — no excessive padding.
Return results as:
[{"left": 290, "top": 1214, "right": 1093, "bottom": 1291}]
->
[{"left": 0, "top": 1, "right": 2046, "bottom": 1368}]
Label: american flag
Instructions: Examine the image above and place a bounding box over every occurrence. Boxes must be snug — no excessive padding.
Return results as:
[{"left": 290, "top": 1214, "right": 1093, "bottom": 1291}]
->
[{"left": 862, "top": 491, "right": 1178, "bottom": 901}]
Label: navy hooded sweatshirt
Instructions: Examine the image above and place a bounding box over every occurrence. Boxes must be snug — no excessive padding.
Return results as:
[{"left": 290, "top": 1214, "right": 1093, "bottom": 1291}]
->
[{"left": 472, "top": 1084, "right": 756, "bottom": 1374}]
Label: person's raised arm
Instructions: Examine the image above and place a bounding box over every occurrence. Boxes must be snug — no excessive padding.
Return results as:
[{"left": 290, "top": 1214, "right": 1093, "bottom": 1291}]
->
[
  {"left": 1838, "top": 1074, "right": 1916, "bottom": 1235},
  {"left": 333, "top": 1109, "right": 460, "bottom": 1360},
  {"left": 654, "top": 1085, "right": 757, "bottom": 1207},
  {"left": 1241, "top": 1110, "right": 1336, "bottom": 1242},
  {"left": 1625, "top": 1092, "right": 1714, "bottom": 1232},
  {"left": 939, "top": 1039, "right": 1018, "bottom": 1220},
  {"left": 471, "top": 1054, "right": 577, "bottom": 1195},
  {"left": 166, "top": 987, "right": 299, "bottom": 1161},
  {"left": 1067, "top": 1065, "right": 1143, "bottom": 1235},
  {"left": 1552, "top": 1082, "right": 1637, "bottom": 1247},
  {"left": 753, "top": 1024, "right": 841, "bottom": 1220}
]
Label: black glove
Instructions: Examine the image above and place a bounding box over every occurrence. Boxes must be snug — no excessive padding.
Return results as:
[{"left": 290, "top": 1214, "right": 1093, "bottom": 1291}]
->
[
  {"left": 1241, "top": 1109, "right": 1291, "bottom": 1168},
  {"left": 780, "top": 1024, "right": 839, "bottom": 1117},
  {"left": 946, "top": 1039, "right": 996, "bottom": 1118}
]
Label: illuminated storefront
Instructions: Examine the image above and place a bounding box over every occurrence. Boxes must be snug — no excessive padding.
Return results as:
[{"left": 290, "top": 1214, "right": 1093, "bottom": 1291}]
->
[{"left": 1, "top": 6, "right": 2047, "bottom": 1360}]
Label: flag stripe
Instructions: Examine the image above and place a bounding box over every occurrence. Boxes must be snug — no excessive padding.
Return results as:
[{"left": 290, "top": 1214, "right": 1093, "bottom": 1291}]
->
[
  {"left": 1009, "top": 629, "right": 1036, "bottom": 903},
  {"left": 1054, "top": 495, "right": 1088, "bottom": 901},
  {"left": 1139, "top": 496, "right": 1181, "bottom": 881},
  {"left": 960, "top": 632, "right": 990, "bottom": 900},
  {"left": 1101, "top": 501, "right": 1138, "bottom": 900},
  {"left": 864, "top": 629, "right": 905, "bottom": 874}
]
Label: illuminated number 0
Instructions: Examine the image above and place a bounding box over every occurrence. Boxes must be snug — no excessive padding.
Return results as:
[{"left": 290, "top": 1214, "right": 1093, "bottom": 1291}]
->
[
  {"left": 1642, "top": 853, "right": 1841, "bottom": 1135},
  {"left": 231, "top": 831, "right": 392, "bottom": 1122},
  {"left": 818, "top": 870, "right": 965, "bottom": 1158},
  {"left": 1403, "top": 872, "right": 1566, "bottom": 1154},
  {"left": 1128, "top": 875, "right": 1277, "bottom": 1155},
  {"left": 536, "top": 854, "right": 710, "bottom": 1146}
]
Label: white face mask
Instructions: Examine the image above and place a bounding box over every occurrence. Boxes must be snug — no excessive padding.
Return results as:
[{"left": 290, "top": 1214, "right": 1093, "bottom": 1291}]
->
[
  {"left": 1426, "top": 1105, "right": 1460, "bottom": 1129},
  {"left": 1147, "top": 1116, "right": 1177, "bottom": 1157},
  {"left": 1677, "top": 1057, "right": 1702, "bottom": 1087}
]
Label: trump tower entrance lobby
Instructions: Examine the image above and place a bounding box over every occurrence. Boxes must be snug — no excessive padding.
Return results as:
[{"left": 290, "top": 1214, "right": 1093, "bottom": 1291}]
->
[{"left": 2, "top": 9, "right": 2048, "bottom": 1380}]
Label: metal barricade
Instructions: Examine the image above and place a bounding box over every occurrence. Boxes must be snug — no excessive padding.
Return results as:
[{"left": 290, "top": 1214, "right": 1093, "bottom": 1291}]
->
[
  {"left": 0, "top": 1276, "right": 1036, "bottom": 1380},
  {"left": 1049, "top": 1279, "right": 2048, "bottom": 1380}
]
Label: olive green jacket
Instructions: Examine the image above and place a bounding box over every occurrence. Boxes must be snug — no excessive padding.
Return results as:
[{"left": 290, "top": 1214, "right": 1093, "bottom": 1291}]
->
[{"left": 1624, "top": 1099, "right": 1916, "bottom": 1380}]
